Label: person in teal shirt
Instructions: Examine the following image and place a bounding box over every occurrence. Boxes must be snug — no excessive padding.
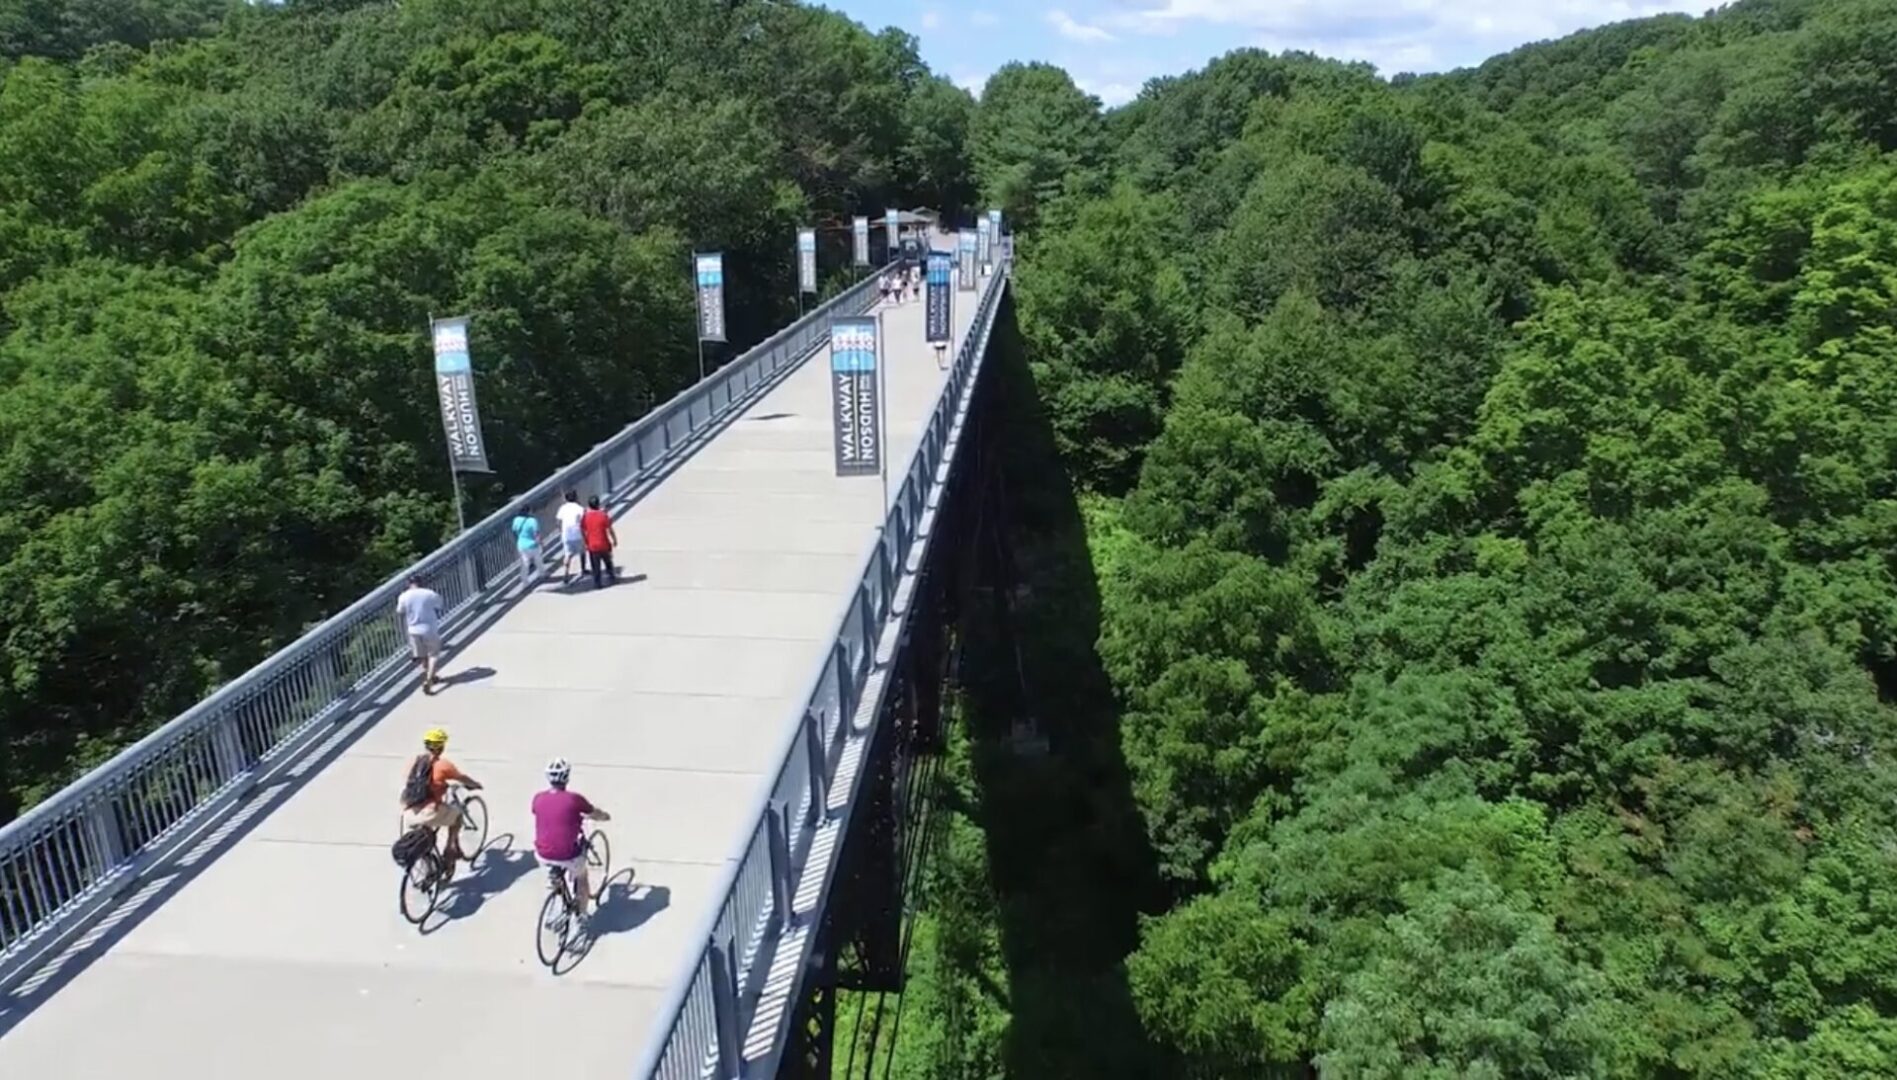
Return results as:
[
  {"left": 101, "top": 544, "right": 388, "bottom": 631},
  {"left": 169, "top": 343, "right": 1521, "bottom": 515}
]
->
[{"left": 511, "top": 510, "right": 540, "bottom": 587}]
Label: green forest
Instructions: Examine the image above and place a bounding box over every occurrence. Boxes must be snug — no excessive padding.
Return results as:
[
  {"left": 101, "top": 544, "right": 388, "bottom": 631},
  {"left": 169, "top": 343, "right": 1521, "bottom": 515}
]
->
[
  {"left": 5, "top": 0, "right": 1897, "bottom": 1077},
  {"left": 878, "top": 1, "right": 1897, "bottom": 1078}
]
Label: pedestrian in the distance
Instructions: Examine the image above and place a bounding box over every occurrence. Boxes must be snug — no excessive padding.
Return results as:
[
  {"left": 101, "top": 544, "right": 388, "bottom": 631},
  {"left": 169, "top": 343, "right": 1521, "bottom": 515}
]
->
[
  {"left": 556, "top": 489, "right": 587, "bottom": 584},
  {"left": 510, "top": 507, "right": 540, "bottom": 587},
  {"left": 580, "top": 495, "right": 618, "bottom": 589}
]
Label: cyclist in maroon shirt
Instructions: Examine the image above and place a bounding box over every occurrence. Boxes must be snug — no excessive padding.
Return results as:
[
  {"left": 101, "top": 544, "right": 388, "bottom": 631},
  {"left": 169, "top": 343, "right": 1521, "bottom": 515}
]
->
[{"left": 532, "top": 758, "right": 611, "bottom": 922}]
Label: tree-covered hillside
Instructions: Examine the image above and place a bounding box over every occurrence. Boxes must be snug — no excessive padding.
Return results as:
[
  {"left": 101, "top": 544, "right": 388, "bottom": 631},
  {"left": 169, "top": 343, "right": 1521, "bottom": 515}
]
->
[
  {"left": 0, "top": 0, "right": 974, "bottom": 819},
  {"left": 926, "top": 0, "right": 1897, "bottom": 1076}
]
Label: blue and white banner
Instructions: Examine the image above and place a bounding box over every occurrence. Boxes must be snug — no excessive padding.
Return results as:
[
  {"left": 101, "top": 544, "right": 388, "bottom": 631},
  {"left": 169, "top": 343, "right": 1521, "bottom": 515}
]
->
[
  {"left": 925, "top": 251, "right": 953, "bottom": 344},
  {"left": 885, "top": 209, "right": 901, "bottom": 261},
  {"left": 957, "top": 229, "right": 977, "bottom": 290},
  {"left": 852, "top": 216, "right": 870, "bottom": 267},
  {"left": 797, "top": 228, "right": 817, "bottom": 295},
  {"left": 988, "top": 208, "right": 1002, "bottom": 238},
  {"left": 431, "top": 316, "right": 491, "bottom": 474},
  {"left": 977, "top": 217, "right": 993, "bottom": 268},
  {"left": 694, "top": 252, "right": 726, "bottom": 342},
  {"left": 830, "top": 316, "right": 881, "bottom": 477}
]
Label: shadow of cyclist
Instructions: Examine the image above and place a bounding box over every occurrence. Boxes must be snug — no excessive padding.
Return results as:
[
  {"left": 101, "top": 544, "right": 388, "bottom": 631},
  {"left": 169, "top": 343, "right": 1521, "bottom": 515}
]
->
[
  {"left": 426, "top": 833, "right": 538, "bottom": 927},
  {"left": 587, "top": 876, "right": 670, "bottom": 938},
  {"left": 547, "top": 873, "right": 671, "bottom": 975}
]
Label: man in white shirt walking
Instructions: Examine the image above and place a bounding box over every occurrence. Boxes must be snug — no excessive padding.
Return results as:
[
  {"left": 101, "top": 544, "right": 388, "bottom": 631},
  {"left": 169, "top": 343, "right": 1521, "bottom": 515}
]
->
[
  {"left": 556, "top": 489, "right": 587, "bottom": 585},
  {"left": 395, "top": 574, "right": 446, "bottom": 694}
]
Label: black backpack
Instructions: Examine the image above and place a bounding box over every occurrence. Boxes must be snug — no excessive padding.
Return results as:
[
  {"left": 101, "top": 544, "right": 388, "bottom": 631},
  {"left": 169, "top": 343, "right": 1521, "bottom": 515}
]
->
[
  {"left": 391, "top": 826, "right": 435, "bottom": 867},
  {"left": 399, "top": 753, "right": 433, "bottom": 810}
]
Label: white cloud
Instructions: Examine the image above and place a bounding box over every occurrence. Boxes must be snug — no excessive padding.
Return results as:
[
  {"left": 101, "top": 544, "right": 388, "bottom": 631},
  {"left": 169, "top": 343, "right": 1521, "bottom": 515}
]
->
[
  {"left": 971, "top": 11, "right": 1000, "bottom": 27},
  {"left": 1047, "top": 9, "right": 1116, "bottom": 43},
  {"left": 1108, "top": 0, "right": 1705, "bottom": 72},
  {"left": 920, "top": 9, "right": 941, "bottom": 30},
  {"left": 1075, "top": 77, "right": 1140, "bottom": 106},
  {"left": 953, "top": 70, "right": 992, "bottom": 96}
]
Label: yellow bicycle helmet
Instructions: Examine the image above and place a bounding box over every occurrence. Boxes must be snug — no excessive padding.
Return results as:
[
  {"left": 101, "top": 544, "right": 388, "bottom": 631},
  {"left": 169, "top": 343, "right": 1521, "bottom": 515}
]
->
[{"left": 423, "top": 727, "right": 449, "bottom": 748}]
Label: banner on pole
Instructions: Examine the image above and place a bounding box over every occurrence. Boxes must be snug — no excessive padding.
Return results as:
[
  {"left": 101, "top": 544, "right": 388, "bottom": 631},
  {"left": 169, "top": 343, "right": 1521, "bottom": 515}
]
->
[
  {"left": 885, "top": 208, "right": 901, "bottom": 261},
  {"left": 797, "top": 229, "right": 817, "bottom": 295},
  {"left": 431, "top": 316, "right": 491, "bottom": 474},
  {"left": 925, "top": 251, "right": 953, "bottom": 344},
  {"left": 694, "top": 252, "right": 726, "bottom": 342},
  {"left": 957, "top": 229, "right": 977, "bottom": 290},
  {"left": 988, "top": 207, "right": 1002, "bottom": 237},
  {"left": 830, "top": 316, "right": 881, "bottom": 477},
  {"left": 852, "top": 216, "right": 870, "bottom": 267},
  {"left": 977, "top": 217, "right": 993, "bottom": 268}
]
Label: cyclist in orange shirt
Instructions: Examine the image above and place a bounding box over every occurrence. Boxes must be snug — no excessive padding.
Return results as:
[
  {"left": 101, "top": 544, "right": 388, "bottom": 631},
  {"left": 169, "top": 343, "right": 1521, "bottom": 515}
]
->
[{"left": 399, "top": 728, "right": 484, "bottom": 872}]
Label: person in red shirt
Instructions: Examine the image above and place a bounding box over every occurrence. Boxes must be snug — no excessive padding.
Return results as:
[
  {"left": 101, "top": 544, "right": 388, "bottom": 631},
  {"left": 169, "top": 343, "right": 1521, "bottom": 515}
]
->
[{"left": 580, "top": 495, "right": 617, "bottom": 588}]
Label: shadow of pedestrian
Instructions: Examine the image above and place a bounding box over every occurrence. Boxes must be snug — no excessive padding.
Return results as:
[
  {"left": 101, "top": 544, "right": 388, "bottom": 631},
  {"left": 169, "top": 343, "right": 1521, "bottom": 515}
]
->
[{"left": 438, "top": 665, "right": 495, "bottom": 689}]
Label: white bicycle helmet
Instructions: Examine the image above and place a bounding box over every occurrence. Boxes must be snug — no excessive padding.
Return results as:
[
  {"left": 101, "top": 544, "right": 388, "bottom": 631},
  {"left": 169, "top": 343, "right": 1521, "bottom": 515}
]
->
[{"left": 546, "top": 757, "right": 571, "bottom": 786}]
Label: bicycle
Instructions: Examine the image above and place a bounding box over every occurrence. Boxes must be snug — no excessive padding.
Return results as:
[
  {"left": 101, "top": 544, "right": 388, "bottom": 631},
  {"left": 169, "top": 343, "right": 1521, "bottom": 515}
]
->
[
  {"left": 535, "top": 828, "right": 610, "bottom": 967},
  {"left": 397, "top": 784, "right": 490, "bottom": 924}
]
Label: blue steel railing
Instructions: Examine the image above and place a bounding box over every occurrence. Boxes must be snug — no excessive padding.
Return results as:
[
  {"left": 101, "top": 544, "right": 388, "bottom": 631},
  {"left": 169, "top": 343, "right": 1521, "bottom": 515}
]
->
[
  {"left": 0, "top": 270, "right": 886, "bottom": 986},
  {"left": 635, "top": 246, "right": 1012, "bottom": 1079}
]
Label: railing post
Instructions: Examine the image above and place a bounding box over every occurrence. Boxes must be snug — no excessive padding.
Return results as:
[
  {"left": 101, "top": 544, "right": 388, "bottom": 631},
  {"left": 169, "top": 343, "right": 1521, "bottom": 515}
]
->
[
  {"left": 859, "top": 581, "right": 879, "bottom": 647},
  {"left": 210, "top": 716, "right": 248, "bottom": 784},
  {"left": 85, "top": 800, "right": 123, "bottom": 873},
  {"left": 834, "top": 640, "right": 855, "bottom": 720},
  {"left": 464, "top": 543, "right": 486, "bottom": 601},
  {"left": 803, "top": 711, "right": 828, "bottom": 824},
  {"left": 709, "top": 937, "right": 744, "bottom": 1079},
  {"left": 766, "top": 802, "right": 794, "bottom": 930},
  {"left": 880, "top": 528, "right": 898, "bottom": 600}
]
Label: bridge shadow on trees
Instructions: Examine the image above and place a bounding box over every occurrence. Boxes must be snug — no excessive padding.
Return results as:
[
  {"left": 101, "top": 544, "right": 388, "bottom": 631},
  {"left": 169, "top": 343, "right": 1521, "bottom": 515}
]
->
[{"left": 944, "top": 295, "right": 1171, "bottom": 1077}]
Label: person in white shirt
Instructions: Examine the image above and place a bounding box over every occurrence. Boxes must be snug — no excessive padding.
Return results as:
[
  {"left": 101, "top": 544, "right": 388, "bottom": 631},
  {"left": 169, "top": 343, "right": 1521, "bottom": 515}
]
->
[
  {"left": 395, "top": 575, "right": 445, "bottom": 694},
  {"left": 555, "top": 489, "right": 588, "bottom": 584}
]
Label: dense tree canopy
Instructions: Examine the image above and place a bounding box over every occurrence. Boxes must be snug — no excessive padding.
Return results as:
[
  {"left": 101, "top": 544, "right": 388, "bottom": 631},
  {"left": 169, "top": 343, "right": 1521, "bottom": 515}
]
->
[{"left": 937, "top": 0, "right": 1897, "bottom": 1075}]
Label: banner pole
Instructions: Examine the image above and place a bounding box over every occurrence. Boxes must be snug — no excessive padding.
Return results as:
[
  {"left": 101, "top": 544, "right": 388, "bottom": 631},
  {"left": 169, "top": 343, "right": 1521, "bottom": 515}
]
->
[
  {"left": 450, "top": 470, "right": 467, "bottom": 535},
  {"left": 878, "top": 308, "right": 889, "bottom": 511},
  {"left": 696, "top": 336, "right": 707, "bottom": 382}
]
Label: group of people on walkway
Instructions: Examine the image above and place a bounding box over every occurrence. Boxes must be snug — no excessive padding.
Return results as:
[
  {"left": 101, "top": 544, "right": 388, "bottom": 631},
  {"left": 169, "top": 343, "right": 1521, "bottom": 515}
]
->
[
  {"left": 879, "top": 264, "right": 921, "bottom": 305},
  {"left": 511, "top": 490, "right": 620, "bottom": 590},
  {"left": 393, "top": 491, "right": 622, "bottom": 696}
]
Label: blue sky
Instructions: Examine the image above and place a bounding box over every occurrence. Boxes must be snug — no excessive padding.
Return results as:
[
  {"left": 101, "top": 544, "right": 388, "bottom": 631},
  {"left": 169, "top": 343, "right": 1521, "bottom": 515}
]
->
[{"left": 825, "top": 1, "right": 1708, "bottom": 106}]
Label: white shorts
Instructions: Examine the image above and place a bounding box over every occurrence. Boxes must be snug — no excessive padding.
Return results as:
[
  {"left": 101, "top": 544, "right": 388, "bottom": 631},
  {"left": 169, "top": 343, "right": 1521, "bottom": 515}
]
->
[
  {"left": 539, "top": 852, "right": 585, "bottom": 874},
  {"left": 407, "top": 631, "right": 441, "bottom": 660},
  {"left": 562, "top": 534, "right": 585, "bottom": 558}
]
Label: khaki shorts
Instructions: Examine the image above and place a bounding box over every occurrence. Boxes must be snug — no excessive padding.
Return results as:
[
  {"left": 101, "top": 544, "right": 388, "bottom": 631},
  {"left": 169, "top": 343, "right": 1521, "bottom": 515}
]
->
[
  {"left": 408, "top": 630, "right": 442, "bottom": 660},
  {"left": 402, "top": 802, "right": 460, "bottom": 831}
]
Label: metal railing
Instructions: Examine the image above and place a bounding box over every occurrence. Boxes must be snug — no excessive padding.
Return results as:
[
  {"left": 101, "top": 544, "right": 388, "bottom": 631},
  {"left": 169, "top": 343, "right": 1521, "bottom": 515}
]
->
[
  {"left": 0, "top": 269, "right": 888, "bottom": 984},
  {"left": 635, "top": 247, "right": 1013, "bottom": 1079}
]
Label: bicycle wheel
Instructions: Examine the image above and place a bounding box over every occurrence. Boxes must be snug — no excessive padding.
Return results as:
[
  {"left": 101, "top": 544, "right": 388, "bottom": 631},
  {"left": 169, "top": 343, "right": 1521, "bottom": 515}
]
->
[
  {"left": 535, "top": 887, "right": 570, "bottom": 968},
  {"left": 399, "top": 852, "right": 440, "bottom": 924},
  {"left": 458, "top": 795, "right": 489, "bottom": 867},
  {"left": 585, "top": 829, "right": 611, "bottom": 887}
]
